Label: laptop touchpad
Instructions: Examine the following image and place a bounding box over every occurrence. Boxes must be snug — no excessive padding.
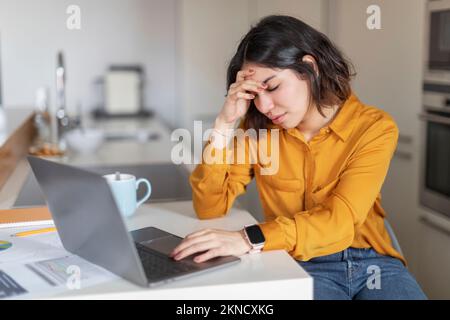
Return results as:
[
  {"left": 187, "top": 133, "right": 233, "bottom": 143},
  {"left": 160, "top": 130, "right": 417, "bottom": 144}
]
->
[{"left": 140, "top": 236, "right": 182, "bottom": 256}]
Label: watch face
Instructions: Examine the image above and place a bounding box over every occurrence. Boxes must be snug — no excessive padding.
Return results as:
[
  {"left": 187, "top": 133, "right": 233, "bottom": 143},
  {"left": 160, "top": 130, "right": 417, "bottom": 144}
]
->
[{"left": 246, "top": 225, "right": 265, "bottom": 244}]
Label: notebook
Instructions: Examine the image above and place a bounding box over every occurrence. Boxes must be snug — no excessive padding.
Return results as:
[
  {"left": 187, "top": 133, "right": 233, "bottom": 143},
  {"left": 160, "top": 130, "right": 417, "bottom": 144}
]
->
[{"left": 0, "top": 206, "right": 53, "bottom": 228}]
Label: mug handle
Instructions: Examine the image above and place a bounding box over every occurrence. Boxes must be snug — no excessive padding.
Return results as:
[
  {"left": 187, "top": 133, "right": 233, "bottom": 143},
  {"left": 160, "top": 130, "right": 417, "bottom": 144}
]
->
[{"left": 136, "top": 178, "right": 152, "bottom": 207}]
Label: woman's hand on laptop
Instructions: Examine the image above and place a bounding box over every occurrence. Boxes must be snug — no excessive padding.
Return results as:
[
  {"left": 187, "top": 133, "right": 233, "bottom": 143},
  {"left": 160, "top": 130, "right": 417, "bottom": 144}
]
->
[{"left": 170, "top": 229, "right": 252, "bottom": 263}]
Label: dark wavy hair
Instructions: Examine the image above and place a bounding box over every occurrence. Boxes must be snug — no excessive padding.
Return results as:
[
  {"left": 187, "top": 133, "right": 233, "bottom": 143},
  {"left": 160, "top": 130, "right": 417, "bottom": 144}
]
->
[{"left": 226, "top": 15, "right": 355, "bottom": 130}]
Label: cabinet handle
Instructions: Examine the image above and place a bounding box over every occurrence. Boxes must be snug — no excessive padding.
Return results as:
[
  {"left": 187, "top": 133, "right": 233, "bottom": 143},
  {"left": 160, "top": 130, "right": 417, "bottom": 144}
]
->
[
  {"left": 419, "top": 216, "right": 450, "bottom": 236},
  {"left": 398, "top": 134, "right": 413, "bottom": 145},
  {"left": 418, "top": 113, "right": 450, "bottom": 125},
  {"left": 393, "top": 150, "right": 412, "bottom": 160}
]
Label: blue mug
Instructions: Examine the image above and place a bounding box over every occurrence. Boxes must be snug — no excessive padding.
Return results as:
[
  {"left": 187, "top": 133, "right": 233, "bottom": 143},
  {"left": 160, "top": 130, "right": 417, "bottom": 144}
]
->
[{"left": 103, "top": 173, "right": 152, "bottom": 218}]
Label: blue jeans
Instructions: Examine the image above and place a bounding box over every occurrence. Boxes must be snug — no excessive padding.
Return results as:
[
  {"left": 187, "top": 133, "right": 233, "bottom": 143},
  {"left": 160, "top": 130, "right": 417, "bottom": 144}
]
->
[{"left": 297, "top": 247, "right": 427, "bottom": 300}]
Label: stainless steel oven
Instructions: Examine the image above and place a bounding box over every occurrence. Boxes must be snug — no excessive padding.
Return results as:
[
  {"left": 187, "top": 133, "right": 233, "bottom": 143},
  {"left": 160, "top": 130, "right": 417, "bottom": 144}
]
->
[
  {"left": 420, "top": 84, "right": 450, "bottom": 218},
  {"left": 424, "top": 0, "right": 450, "bottom": 85}
]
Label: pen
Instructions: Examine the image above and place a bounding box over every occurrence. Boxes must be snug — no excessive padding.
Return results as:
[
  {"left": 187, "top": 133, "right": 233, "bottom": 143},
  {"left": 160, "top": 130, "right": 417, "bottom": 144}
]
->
[{"left": 11, "top": 227, "right": 57, "bottom": 238}]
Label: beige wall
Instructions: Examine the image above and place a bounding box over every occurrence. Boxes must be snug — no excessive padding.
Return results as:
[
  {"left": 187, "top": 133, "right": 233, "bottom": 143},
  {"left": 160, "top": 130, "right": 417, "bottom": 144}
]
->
[
  {"left": 175, "top": 0, "right": 250, "bottom": 129},
  {"left": 248, "top": 0, "right": 329, "bottom": 32}
]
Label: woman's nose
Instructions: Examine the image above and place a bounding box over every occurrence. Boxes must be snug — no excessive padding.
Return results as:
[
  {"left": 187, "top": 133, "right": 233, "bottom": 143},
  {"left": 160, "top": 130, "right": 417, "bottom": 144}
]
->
[{"left": 255, "top": 93, "right": 274, "bottom": 114}]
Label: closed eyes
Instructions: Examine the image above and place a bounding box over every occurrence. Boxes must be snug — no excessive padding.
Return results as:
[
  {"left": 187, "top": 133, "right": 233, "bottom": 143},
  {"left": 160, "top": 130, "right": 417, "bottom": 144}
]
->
[
  {"left": 266, "top": 85, "right": 280, "bottom": 92},
  {"left": 253, "top": 84, "right": 280, "bottom": 100}
]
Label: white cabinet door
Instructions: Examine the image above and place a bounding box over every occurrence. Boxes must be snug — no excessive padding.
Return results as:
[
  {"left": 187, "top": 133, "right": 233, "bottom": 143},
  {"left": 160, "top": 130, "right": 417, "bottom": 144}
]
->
[{"left": 417, "top": 216, "right": 450, "bottom": 299}]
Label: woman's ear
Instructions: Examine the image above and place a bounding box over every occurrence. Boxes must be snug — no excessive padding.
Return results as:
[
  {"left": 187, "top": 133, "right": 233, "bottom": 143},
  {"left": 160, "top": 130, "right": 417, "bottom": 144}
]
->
[{"left": 302, "top": 55, "right": 319, "bottom": 76}]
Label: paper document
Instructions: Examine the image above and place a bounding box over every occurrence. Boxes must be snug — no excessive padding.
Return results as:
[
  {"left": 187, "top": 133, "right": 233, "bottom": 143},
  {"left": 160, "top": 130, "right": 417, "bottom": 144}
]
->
[
  {"left": 0, "top": 270, "right": 28, "bottom": 299},
  {"left": 0, "top": 225, "right": 66, "bottom": 265},
  {"left": 0, "top": 226, "right": 118, "bottom": 299},
  {"left": 0, "top": 255, "right": 118, "bottom": 299}
]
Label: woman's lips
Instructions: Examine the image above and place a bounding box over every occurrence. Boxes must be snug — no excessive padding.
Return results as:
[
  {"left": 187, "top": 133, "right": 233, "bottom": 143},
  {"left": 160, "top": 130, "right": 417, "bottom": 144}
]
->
[{"left": 271, "top": 113, "right": 287, "bottom": 124}]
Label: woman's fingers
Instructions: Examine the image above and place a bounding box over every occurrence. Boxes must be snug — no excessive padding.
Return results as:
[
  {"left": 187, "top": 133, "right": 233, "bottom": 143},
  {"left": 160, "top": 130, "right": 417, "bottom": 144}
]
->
[
  {"left": 229, "top": 80, "right": 266, "bottom": 92},
  {"left": 235, "top": 69, "right": 254, "bottom": 83},
  {"left": 170, "top": 230, "right": 249, "bottom": 264},
  {"left": 219, "top": 70, "right": 265, "bottom": 123},
  {"left": 229, "top": 82, "right": 265, "bottom": 97},
  {"left": 173, "top": 240, "right": 219, "bottom": 261},
  {"left": 235, "top": 92, "right": 255, "bottom": 100},
  {"left": 194, "top": 248, "right": 222, "bottom": 263},
  {"left": 229, "top": 81, "right": 256, "bottom": 90},
  {"left": 227, "top": 83, "right": 267, "bottom": 104},
  {"left": 171, "top": 230, "right": 215, "bottom": 257}
]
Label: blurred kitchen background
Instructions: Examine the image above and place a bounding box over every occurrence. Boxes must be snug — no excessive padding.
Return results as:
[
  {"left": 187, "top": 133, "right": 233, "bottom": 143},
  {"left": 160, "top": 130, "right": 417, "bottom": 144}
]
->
[{"left": 0, "top": 0, "right": 448, "bottom": 298}]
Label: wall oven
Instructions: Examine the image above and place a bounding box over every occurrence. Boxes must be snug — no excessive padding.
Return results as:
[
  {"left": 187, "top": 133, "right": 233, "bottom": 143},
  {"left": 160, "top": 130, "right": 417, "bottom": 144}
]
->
[
  {"left": 420, "top": 85, "right": 450, "bottom": 218},
  {"left": 424, "top": 0, "right": 450, "bottom": 85},
  {"left": 421, "top": 0, "right": 450, "bottom": 219}
]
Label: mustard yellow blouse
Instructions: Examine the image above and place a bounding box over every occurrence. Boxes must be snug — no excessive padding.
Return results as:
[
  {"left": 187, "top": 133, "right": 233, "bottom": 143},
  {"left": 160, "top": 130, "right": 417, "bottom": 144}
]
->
[{"left": 190, "top": 94, "right": 405, "bottom": 265}]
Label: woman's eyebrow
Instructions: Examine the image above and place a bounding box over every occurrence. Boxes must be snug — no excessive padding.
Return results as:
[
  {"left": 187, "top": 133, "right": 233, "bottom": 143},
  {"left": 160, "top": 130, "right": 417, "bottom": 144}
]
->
[{"left": 262, "top": 75, "right": 277, "bottom": 84}]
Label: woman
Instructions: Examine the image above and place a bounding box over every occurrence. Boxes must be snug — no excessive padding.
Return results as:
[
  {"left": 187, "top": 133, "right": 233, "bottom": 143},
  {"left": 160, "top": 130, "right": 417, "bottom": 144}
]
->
[{"left": 170, "top": 15, "right": 426, "bottom": 300}]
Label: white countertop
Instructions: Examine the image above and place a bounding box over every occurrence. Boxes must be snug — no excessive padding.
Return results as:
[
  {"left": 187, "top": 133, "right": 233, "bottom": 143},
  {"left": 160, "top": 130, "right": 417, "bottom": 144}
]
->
[
  {"left": 0, "top": 115, "right": 313, "bottom": 300},
  {"left": 53, "top": 201, "right": 312, "bottom": 300}
]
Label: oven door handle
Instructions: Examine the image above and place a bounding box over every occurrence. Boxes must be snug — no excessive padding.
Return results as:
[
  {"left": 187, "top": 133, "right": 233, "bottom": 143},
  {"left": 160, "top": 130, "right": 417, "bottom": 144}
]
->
[{"left": 419, "top": 113, "right": 450, "bottom": 125}]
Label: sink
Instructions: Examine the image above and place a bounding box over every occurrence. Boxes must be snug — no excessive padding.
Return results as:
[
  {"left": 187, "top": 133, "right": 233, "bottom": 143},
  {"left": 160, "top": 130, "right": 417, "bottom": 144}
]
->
[{"left": 13, "top": 163, "right": 192, "bottom": 207}]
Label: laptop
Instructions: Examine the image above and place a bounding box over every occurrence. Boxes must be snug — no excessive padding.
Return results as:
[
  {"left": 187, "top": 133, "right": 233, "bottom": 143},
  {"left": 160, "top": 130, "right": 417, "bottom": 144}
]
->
[{"left": 27, "top": 156, "right": 240, "bottom": 287}]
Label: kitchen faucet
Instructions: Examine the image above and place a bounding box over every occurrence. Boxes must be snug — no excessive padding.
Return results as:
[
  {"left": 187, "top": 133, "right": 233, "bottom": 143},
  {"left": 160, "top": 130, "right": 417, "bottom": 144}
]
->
[{"left": 54, "top": 51, "right": 69, "bottom": 144}]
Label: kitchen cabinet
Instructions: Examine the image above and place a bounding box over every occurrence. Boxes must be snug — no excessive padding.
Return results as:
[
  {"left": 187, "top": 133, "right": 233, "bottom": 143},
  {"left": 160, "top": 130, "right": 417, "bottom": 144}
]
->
[{"left": 417, "top": 216, "right": 450, "bottom": 299}]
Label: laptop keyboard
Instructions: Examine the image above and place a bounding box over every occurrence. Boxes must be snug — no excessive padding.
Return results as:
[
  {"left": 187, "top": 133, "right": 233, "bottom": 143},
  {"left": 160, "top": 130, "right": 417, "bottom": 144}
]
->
[{"left": 135, "top": 242, "right": 196, "bottom": 281}]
